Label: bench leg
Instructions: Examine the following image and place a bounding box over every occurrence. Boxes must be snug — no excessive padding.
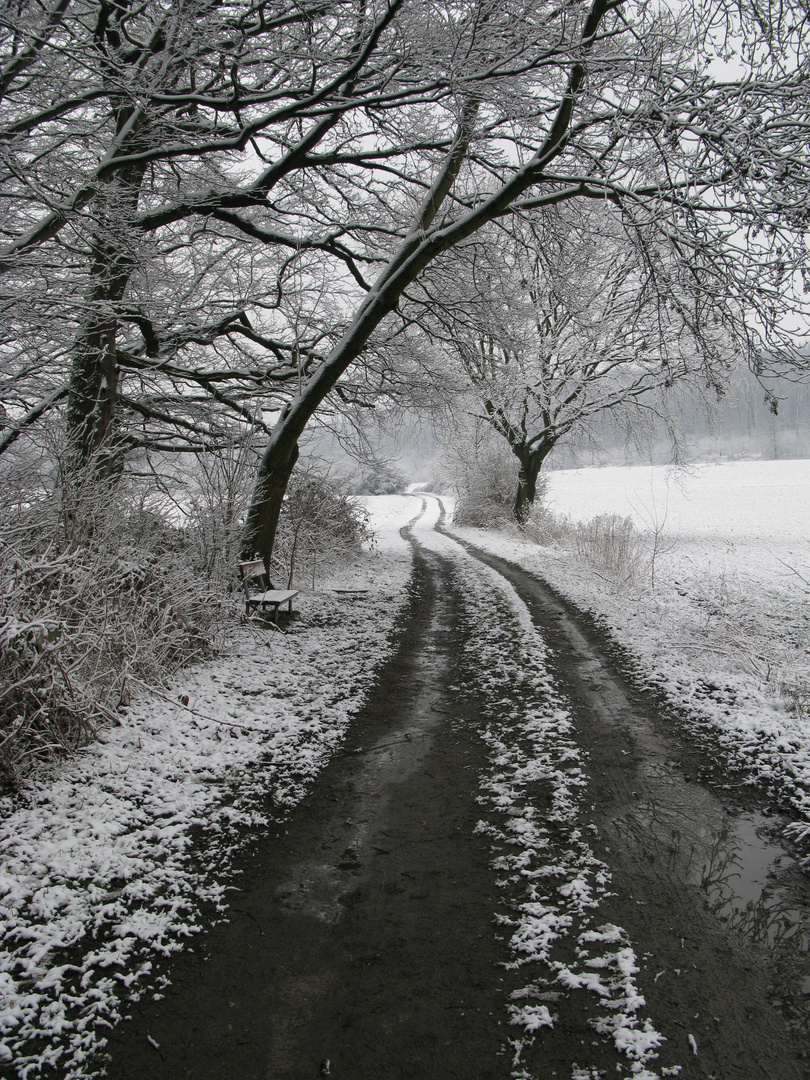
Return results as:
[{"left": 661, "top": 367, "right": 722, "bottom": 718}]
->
[{"left": 263, "top": 603, "right": 281, "bottom": 623}]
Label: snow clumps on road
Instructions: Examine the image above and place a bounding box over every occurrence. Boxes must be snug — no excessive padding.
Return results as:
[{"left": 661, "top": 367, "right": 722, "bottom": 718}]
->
[{"left": 413, "top": 503, "right": 668, "bottom": 1080}]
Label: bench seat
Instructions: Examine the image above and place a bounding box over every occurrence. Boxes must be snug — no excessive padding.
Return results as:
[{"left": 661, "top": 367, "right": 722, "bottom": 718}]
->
[
  {"left": 245, "top": 588, "right": 299, "bottom": 619},
  {"left": 249, "top": 588, "right": 299, "bottom": 607},
  {"left": 238, "top": 561, "right": 299, "bottom": 622}
]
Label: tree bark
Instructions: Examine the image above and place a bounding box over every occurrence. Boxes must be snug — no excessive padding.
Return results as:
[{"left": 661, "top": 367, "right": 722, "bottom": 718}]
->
[
  {"left": 65, "top": 161, "right": 146, "bottom": 474},
  {"left": 66, "top": 300, "right": 124, "bottom": 472},
  {"left": 513, "top": 444, "right": 553, "bottom": 523},
  {"left": 241, "top": 435, "right": 299, "bottom": 571}
]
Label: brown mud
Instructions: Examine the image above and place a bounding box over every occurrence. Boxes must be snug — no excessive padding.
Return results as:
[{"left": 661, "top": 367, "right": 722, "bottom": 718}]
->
[{"left": 100, "top": 515, "right": 810, "bottom": 1080}]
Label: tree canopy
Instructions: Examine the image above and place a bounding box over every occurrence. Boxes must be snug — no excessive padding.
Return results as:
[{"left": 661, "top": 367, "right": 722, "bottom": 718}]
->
[
  {"left": 414, "top": 208, "right": 748, "bottom": 517},
  {"left": 1, "top": 0, "right": 809, "bottom": 553}
]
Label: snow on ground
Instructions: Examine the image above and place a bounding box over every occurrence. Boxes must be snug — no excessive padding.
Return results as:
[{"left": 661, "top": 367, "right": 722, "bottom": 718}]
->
[
  {"left": 412, "top": 501, "right": 668, "bottom": 1080},
  {"left": 446, "top": 460, "right": 810, "bottom": 845},
  {"left": 0, "top": 496, "right": 417, "bottom": 1079},
  {"left": 545, "top": 459, "right": 810, "bottom": 544},
  {"left": 4, "top": 472, "right": 804, "bottom": 1080}
]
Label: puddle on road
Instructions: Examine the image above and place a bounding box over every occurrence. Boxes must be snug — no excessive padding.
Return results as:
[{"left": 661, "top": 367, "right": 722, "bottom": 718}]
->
[
  {"left": 577, "top": 644, "right": 810, "bottom": 1036},
  {"left": 696, "top": 813, "right": 807, "bottom": 949},
  {"left": 624, "top": 788, "right": 810, "bottom": 944},
  {"left": 582, "top": 677, "right": 810, "bottom": 1038},
  {"left": 691, "top": 810, "right": 810, "bottom": 1033},
  {"left": 565, "top": 647, "right": 810, "bottom": 1013}
]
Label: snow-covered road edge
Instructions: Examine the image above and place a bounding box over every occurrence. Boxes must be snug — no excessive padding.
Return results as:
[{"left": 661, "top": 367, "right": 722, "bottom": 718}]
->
[{"left": 0, "top": 497, "right": 417, "bottom": 1079}]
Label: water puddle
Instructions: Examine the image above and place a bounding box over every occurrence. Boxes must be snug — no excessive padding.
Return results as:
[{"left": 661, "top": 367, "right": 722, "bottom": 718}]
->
[
  {"left": 695, "top": 814, "right": 807, "bottom": 949},
  {"left": 573, "top": 652, "right": 810, "bottom": 963},
  {"left": 597, "top": 691, "right": 810, "bottom": 1035}
]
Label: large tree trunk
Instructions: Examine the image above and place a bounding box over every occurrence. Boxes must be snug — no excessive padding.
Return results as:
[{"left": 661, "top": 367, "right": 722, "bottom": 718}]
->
[
  {"left": 66, "top": 287, "right": 126, "bottom": 473},
  {"left": 513, "top": 444, "right": 553, "bottom": 523},
  {"left": 65, "top": 153, "right": 145, "bottom": 474}
]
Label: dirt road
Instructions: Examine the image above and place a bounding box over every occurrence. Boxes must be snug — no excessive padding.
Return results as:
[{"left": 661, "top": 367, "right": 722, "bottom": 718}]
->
[{"left": 101, "top": 504, "right": 810, "bottom": 1080}]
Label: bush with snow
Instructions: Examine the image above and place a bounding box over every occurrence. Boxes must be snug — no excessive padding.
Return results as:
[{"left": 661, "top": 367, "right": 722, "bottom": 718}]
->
[{"left": 0, "top": 478, "right": 225, "bottom": 790}]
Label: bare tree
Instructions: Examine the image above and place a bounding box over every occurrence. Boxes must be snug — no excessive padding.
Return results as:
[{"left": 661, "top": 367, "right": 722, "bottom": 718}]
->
[
  {"left": 422, "top": 209, "right": 745, "bottom": 519},
  {"left": 2, "top": 0, "right": 810, "bottom": 568},
  {"left": 0, "top": 0, "right": 458, "bottom": 464},
  {"left": 238, "top": 0, "right": 810, "bottom": 564}
]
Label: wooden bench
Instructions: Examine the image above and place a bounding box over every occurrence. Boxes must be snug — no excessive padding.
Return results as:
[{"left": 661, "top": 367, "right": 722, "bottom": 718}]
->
[{"left": 238, "top": 560, "right": 299, "bottom": 622}]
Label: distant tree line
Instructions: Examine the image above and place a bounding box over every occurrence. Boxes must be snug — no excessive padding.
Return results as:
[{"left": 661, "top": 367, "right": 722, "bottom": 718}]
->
[{"left": 543, "top": 367, "right": 810, "bottom": 471}]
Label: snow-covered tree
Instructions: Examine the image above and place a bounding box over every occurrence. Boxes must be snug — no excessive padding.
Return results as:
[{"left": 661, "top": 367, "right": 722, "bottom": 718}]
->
[
  {"left": 426, "top": 209, "right": 744, "bottom": 519},
  {"left": 2, "top": 0, "right": 810, "bottom": 566},
  {"left": 0, "top": 0, "right": 465, "bottom": 465},
  {"left": 238, "top": 0, "right": 810, "bottom": 564}
]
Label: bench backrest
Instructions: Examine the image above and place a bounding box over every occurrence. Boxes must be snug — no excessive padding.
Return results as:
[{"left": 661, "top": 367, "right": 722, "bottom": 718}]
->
[{"left": 238, "top": 560, "right": 273, "bottom": 595}]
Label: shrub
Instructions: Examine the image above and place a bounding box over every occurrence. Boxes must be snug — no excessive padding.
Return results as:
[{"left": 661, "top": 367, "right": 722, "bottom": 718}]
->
[
  {"left": 573, "top": 513, "right": 647, "bottom": 583},
  {"left": 273, "top": 468, "right": 374, "bottom": 589},
  {"left": 182, "top": 446, "right": 374, "bottom": 590},
  {"left": 451, "top": 442, "right": 526, "bottom": 528},
  {"left": 0, "top": 472, "right": 225, "bottom": 790},
  {"left": 520, "top": 501, "right": 573, "bottom": 545},
  {"left": 183, "top": 437, "right": 261, "bottom": 584},
  {"left": 0, "top": 445, "right": 374, "bottom": 787},
  {"left": 343, "top": 463, "right": 407, "bottom": 496}
]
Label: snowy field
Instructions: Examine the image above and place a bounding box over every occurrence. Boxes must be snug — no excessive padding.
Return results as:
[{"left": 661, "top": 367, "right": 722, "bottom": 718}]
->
[
  {"left": 448, "top": 459, "right": 810, "bottom": 843},
  {"left": 545, "top": 458, "right": 810, "bottom": 546},
  {"left": 545, "top": 459, "right": 810, "bottom": 596},
  {"left": 0, "top": 497, "right": 418, "bottom": 1078}
]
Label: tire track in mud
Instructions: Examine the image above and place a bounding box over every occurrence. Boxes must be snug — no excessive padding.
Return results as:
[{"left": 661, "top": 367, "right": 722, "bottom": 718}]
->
[
  {"left": 439, "top": 503, "right": 810, "bottom": 1080},
  {"left": 99, "top": 500, "right": 809, "bottom": 1080},
  {"left": 101, "top": 520, "right": 521, "bottom": 1080}
]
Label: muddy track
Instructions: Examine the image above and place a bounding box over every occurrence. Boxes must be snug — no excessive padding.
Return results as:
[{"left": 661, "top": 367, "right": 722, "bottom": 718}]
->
[
  {"left": 102, "top": 540, "right": 520, "bottom": 1080},
  {"left": 446, "top": 518, "right": 810, "bottom": 1079},
  {"left": 99, "top": 511, "right": 810, "bottom": 1080}
]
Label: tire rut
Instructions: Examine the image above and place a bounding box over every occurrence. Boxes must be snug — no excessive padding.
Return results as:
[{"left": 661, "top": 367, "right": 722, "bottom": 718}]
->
[{"left": 447, "top": 520, "right": 810, "bottom": 1079}]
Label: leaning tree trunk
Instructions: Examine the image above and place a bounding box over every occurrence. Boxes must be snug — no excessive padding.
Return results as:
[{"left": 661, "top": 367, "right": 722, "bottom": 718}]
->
[
  {"left": 241, "top": 434, "right": 300, "bottom": 571},
  {"left": 513, "top": 444, "right": 553, "bottom": 524},
  {"left": 241, "top": 106, "right": 480, "bottom": 569}
]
